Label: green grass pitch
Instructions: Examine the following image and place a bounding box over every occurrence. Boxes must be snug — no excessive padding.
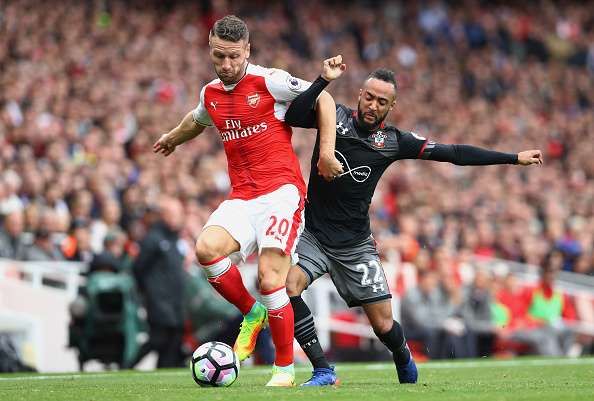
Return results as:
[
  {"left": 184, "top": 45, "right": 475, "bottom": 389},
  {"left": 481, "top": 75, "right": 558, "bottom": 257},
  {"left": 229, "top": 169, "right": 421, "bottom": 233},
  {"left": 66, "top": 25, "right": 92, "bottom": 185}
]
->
[{"left": 1, "top": 358, "right": 593, "bottom": 401}]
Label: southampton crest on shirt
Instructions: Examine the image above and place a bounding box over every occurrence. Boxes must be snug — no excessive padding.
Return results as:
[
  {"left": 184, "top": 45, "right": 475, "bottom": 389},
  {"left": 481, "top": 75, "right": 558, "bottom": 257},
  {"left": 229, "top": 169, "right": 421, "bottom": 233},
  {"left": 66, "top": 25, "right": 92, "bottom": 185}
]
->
[
  {"left": 371, "top": 131, "right": 386, "bottom": 148},
  {"left": 246, "top": 93, "right": 260, "bottom": 108}
]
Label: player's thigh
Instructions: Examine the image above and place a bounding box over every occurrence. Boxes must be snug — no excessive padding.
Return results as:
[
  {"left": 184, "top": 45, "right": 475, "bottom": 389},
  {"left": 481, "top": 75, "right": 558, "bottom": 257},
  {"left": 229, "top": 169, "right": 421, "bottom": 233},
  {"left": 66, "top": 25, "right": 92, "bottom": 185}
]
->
[
  {"left": 195, "top": 226, "right": 241, "bottom": 261},
  {"left": 254, "top": 184, "right": 304, "bottom": 264},
  {"left": 327, "top": 238, "right": 392, "bottom": 308},
  {"left": 362, "top": 300, "right": 394, "bottom": 334},
  {"left": 198, "top": 199, "right": 255, "bottom": 262}
]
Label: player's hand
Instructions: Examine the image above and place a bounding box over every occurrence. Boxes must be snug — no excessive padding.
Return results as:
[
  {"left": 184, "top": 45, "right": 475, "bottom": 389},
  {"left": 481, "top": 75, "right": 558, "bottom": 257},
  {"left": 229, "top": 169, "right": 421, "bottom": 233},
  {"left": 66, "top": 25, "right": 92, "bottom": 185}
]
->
[
  {"left": 321, "top": 55, "right": 347, "bottom": 82},
  {"left": 317, "top": 152, "right": 344, "bottom": 181},
  {"left": 517, "top": 149, "right": 543, "bottom": 166},
  {"left": 153, "top": 133, "right": 177, "bottom": 156}
]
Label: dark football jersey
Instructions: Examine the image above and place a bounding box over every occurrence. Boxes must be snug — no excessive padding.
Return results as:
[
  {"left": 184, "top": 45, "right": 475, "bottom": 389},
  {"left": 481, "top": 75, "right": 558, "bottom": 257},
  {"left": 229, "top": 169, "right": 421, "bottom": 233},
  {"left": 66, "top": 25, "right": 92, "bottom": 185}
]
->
[{"left": 305, "top": 104, "right": 428, "bottom": 247}]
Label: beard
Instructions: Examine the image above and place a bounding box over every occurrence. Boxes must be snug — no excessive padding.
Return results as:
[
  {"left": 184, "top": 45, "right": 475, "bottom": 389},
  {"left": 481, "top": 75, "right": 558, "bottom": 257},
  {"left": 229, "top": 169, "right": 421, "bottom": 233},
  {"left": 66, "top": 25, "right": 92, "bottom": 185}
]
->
[
  {"left": 357, "top": 105, "right": 387, "bottom": 131},
  {"left": 216, "top": 70, "right": 239, "bottom": 85},
  {"left": 215, "top": 63, "right": 247, "bottom": 85}
]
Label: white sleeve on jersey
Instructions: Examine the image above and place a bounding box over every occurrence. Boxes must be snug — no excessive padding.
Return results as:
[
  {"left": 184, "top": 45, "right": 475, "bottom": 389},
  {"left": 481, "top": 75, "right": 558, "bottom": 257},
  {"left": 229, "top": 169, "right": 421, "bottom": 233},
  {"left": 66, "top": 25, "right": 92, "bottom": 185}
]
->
[
  {"left": 191, "top": 86, "right": 214, "bottom": 127},
  {"left": 261, "top": 67, "right": 312, "bottom": 122},
  {"left": 264, "top": 68, "right": 312, "bottom": 102}
]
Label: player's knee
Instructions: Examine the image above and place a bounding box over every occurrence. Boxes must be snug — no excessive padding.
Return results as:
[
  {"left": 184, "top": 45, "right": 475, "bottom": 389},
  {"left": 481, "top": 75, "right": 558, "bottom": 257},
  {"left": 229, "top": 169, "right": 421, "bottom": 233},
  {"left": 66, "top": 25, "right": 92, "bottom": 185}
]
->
[
  {"left": 258, "top": 274, "right": 284, "bottom": 292},
  {"left": 371, "top": 315, "right": 394, "bottom": 335},
  {"left": 258, "top": 267, "right": 285, "bottom": 292},
  {"left": 195, "top": 236, "right": 223, "bottom": 264}
]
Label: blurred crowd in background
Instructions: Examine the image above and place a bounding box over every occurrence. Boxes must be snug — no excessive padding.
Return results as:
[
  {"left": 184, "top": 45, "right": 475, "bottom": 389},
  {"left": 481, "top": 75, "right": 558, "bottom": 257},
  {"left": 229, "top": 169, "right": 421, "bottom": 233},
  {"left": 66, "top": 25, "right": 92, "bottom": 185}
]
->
[{"left": 1, "top": 0, "right": 594, "bottom": 362}]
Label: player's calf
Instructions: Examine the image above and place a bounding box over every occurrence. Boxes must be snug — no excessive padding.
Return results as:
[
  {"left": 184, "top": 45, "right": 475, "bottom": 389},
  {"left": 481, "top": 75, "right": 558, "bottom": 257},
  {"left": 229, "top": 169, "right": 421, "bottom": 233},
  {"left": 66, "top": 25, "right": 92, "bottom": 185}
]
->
[
  {"left": 375, "top": 320, "right": 418, "bottom": 384},
  {"left": 261, "top": 286, "right": 294, "bottom": 367}
]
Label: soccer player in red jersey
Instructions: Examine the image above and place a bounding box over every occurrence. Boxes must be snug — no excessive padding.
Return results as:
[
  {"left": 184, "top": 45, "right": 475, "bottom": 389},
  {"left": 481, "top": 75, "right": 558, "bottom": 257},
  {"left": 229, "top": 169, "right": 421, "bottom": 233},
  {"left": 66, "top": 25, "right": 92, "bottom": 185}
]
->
[{"left": 153, "top": 15, "right": 343, "bottom": 386}]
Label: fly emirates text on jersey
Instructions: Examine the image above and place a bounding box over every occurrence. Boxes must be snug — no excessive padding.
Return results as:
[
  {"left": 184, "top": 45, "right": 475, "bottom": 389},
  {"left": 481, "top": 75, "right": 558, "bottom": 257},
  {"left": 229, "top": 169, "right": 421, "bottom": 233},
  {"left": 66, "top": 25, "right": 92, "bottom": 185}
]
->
[{"left": 220, "top": 119, "right": 269, "bottom": 142}]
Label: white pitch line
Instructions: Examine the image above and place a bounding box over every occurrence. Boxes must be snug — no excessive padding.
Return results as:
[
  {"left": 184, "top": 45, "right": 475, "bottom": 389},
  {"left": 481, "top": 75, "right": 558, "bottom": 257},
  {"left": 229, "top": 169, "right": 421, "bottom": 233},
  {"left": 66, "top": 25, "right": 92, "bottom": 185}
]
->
[{"left": 0, "top": 358, "right": 592, "bottom": 382}]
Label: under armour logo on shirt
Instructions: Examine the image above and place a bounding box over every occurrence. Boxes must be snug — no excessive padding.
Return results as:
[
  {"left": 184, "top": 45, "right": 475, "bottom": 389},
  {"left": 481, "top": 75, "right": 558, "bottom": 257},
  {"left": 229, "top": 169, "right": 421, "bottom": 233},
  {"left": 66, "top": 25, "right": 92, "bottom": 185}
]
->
[
  {"left": 372, "top": 283, "right": 384, "bottom": 293},
  {"left": 337, "top": 121, "right": 349, "bottom": 135}
]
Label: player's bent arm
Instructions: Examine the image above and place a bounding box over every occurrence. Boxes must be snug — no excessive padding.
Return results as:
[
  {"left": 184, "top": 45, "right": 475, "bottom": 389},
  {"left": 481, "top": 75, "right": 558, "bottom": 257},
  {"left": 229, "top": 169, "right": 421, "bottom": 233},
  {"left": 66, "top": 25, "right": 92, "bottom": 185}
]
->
[
  {"left": 167, "top": 111, "right": 206, "bottom": 146},
  {"left": 154, "top": 111, "right": 207, "bottom": 156},
  {"left": 316, "top": 90, "right": 337, "bottom": 158},
  {"left": 284, "top": 76, "right": 330, "bottom": 128},
  {"left": 283, "top": 73, "right": 343, "bottom": 179}
]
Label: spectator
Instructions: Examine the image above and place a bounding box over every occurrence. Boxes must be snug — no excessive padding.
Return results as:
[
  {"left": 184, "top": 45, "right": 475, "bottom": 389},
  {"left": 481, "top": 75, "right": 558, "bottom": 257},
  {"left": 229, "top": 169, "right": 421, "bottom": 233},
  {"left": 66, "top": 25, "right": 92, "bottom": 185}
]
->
[
  {"left": 102, "top": 228, "right": 134, "bottom": 272},
  {"left": 128, "top": 196, "right": 187, "bottom": 368},
  {"left": 495, "top": 272, "right": 573, "bottom": 356},
  {"left": 525, "top": 264, "right": 577, "bottom": 355},
  {"left": 20, "top": 228, "right": 64, "bottom": 262},
  {"left": 0, "top": 171, "right": 24, "bottom": 215},
  {"left": 61, "top": 219, "right": 94, "bottom": 263},
  {"left": 0, "top": 210, "right": 28, "bottom": 259},
  {"left": 460, "top": 269, "right": 497, "bottom": 357},
  {"left": 401, "top": 269, "right": 469, "bottom": 359}
]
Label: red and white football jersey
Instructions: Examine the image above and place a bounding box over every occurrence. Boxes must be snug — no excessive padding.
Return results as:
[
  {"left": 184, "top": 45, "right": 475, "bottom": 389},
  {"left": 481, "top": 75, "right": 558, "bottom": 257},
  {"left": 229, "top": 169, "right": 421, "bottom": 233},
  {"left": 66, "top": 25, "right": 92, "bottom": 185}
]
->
[{"left": 192, "top": 64, "right": 311, "bottom": 200}]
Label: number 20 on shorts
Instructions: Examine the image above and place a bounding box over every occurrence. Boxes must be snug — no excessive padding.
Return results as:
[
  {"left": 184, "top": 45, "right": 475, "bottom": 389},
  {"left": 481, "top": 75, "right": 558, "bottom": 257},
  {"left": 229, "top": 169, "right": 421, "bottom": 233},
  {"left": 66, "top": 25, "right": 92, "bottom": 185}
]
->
[{"left": 265, "top": 215, "right": 290, "bottom": 239}]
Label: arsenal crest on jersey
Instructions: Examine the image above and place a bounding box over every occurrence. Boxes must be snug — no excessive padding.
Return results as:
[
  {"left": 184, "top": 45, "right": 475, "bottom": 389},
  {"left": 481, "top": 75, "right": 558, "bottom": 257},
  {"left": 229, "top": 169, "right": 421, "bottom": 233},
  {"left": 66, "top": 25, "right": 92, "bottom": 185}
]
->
[
  {"left": 371, "top": 131, "right": 386, "bottom": 148},
  {"left": 246, "top": 93, "right": 260, "bottom": 108}
]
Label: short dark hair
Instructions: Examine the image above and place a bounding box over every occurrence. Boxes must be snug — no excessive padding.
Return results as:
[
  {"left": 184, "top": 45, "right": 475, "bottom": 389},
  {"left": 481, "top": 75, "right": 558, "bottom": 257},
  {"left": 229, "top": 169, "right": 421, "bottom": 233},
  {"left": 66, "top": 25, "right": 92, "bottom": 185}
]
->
[
  {"left": 211, "top": 15, "right": 249, "bottom": 43},
  {"left": 367, "top": 68, "right": 397, "bottom": 92}
]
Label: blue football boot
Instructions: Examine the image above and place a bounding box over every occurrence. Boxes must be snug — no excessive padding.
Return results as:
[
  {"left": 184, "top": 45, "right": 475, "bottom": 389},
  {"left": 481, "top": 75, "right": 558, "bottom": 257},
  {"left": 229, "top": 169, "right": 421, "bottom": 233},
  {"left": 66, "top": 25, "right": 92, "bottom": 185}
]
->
[
  {"left": 396, "top": 355, "right": 418, "bottom": 384},
  {"left": 301, "top": 366, "right": 339, "bottom": 386}
]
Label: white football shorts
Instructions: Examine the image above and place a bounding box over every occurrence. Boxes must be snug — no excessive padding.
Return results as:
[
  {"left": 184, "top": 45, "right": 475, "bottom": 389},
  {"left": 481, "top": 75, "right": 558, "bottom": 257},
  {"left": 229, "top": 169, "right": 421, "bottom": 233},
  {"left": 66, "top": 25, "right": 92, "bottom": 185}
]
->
[{"left": 203, "top": 184, "right": 305, "bottom": 264}]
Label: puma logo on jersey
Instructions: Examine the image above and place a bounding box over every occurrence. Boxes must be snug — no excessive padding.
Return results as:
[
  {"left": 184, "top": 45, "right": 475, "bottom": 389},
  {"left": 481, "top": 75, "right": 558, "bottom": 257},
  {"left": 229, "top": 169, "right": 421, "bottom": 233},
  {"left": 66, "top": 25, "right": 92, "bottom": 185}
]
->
[{"left": 210, "top": 101, "right": 217, "bottom": 110}]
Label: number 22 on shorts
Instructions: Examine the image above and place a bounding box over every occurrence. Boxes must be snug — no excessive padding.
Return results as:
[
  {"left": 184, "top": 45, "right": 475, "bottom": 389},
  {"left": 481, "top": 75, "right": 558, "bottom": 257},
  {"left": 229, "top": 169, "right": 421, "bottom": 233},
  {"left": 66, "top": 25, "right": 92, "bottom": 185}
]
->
[{"left": 356, "top": 260, "right": 382, "bottom": 286}]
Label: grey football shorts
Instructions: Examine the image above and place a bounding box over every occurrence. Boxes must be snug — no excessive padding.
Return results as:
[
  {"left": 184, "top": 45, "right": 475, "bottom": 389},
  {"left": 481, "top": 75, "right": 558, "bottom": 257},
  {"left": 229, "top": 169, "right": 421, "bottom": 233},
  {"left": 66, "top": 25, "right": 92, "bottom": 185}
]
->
[{"left": 296, "top": 228, "right": 392, "bottom": 307}]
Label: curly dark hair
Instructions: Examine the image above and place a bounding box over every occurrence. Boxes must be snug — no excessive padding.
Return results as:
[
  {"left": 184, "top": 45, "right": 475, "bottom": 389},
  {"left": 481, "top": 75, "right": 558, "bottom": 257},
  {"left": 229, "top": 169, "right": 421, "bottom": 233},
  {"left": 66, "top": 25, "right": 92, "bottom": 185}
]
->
[
  {"left": 367, "top": 68, "right": 397, "bottom": 92},
  {"left": 211, "top": 15, "right": 249, "bottom": 43}
]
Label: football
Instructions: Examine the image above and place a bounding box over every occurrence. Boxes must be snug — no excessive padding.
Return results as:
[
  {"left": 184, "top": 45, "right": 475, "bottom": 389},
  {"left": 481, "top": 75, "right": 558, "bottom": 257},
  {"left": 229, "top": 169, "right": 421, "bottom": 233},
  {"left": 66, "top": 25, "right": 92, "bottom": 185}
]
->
[{"left": 190, "top": 341, "right": 240, "bottom": 387}]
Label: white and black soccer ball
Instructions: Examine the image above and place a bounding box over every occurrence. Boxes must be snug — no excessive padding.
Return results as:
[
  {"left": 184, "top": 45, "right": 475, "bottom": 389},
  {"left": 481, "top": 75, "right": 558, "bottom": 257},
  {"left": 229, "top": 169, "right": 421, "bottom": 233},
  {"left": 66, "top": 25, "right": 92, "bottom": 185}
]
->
[{"left": 190, "top": 341, "right": 240, "bottom": 387}]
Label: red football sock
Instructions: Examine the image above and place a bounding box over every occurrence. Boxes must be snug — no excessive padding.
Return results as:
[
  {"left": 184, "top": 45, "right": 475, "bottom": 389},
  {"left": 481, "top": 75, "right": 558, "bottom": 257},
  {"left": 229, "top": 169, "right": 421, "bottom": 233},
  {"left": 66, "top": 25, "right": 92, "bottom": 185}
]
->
[
  {"left": 261, "top": 286, "right": 294, "bottom": 367},
  {"left": 201, "top": 256, "right": 255, "bottom": 315}
]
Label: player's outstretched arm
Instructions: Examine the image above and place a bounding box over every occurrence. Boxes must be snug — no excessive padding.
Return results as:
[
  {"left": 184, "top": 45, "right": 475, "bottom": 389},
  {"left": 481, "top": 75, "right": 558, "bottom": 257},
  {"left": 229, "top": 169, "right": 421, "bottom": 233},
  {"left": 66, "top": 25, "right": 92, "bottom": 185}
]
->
[
  {"left": 153, "top": 111, "right": 206, "bottom": 157},
  {"left": 422, "top": 143, "right": 543, "bottom": 166}
]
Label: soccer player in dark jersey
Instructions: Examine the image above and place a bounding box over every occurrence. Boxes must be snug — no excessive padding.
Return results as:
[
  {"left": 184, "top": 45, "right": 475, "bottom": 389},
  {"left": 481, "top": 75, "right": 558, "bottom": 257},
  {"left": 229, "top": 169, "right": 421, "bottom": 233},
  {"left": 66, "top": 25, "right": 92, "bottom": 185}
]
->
[{"left": 284, "top": 55, "right": 543, "bottom": 386}]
